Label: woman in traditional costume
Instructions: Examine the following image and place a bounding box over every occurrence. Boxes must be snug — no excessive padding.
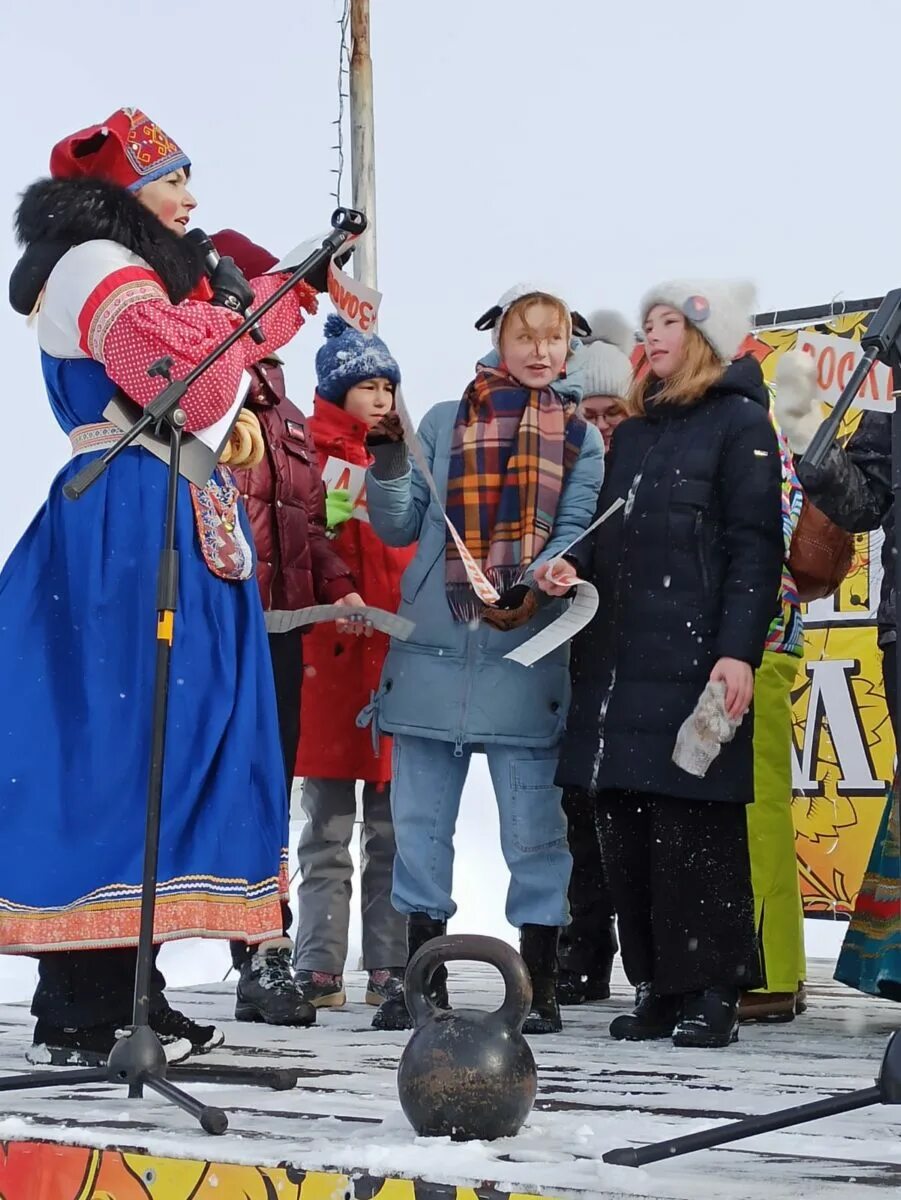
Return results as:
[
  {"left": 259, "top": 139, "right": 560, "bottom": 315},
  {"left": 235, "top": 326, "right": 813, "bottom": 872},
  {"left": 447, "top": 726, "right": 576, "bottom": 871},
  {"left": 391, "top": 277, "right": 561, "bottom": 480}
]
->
[{"left": 0, "top": 107, "right": 320, "bottom": 1063}]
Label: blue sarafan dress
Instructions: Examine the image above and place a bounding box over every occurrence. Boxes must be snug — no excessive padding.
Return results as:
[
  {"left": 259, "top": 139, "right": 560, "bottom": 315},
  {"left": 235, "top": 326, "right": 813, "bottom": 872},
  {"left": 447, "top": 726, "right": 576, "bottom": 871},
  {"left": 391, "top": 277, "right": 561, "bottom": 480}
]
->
[{"left": 0, "top": 237, "right": 314, "bottom": 952}]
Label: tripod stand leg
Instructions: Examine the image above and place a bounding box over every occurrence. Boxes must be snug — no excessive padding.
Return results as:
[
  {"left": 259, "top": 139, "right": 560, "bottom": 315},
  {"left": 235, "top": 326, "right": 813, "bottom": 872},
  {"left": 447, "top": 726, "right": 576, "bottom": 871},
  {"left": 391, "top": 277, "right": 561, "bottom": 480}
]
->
[
  {"left": 170, "top": 1063, "right": 298, "bottom": 1091},
  {"left": 0, "top": 1066, "right": 108, "bottom": 1092},
  {"left": 145, "top": 1075, "right": 228, "bottom": 1135},
  {"left": 603, "top": 1085, "right": 882, "bottom": 1166}
]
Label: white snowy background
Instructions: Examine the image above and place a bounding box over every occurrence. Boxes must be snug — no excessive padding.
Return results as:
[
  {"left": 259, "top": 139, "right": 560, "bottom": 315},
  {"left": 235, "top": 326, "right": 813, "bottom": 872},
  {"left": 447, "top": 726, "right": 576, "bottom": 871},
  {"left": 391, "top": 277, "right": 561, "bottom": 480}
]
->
[{"left": 0, "top": 0, "right": 871, "bottom": 996}]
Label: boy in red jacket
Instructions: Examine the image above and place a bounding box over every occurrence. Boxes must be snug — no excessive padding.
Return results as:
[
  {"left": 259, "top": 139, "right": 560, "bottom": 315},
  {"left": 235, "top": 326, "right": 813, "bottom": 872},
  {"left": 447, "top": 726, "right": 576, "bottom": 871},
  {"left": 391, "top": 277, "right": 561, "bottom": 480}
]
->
[
  {"left": 211, "top": 233, "right": 361, "bottom": 1027},
  {"left": 294, "top": 316, "right": 412, "bottom": 1007}
]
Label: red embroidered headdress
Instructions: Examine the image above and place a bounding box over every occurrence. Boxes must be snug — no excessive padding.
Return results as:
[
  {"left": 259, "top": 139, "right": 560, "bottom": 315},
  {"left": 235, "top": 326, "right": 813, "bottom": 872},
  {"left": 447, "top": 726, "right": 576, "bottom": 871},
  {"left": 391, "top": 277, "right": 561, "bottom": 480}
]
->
[{"left": 49, "top": 106, "right": 190, "bottom": 192}]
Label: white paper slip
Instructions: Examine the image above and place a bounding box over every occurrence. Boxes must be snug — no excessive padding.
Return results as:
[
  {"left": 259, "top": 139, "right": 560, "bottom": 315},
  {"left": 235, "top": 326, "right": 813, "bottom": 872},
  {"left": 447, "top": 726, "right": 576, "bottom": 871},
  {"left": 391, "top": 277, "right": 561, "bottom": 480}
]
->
[
  {"left": 321, "top": 455, "right": 370, "bottom": 522},
  {"left": 504, "top": 580, "right": 599, "bottom": 668},
  {"left": 265, "top": 605, "right": 415, "bottom": 640},
  {"left": 269, "top": 233, "right": 333, "bottom": 273},
  {"left": 191, "top": 371, "right": 253, "bottom": 454}
]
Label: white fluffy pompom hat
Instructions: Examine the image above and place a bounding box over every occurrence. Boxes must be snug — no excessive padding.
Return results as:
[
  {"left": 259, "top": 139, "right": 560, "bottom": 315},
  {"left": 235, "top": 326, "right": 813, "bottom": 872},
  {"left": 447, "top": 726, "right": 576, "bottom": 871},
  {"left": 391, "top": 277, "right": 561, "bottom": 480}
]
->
[
  {"left": 639, "top": 280, "right": 757, "bottom": 364},
  {"left": 475, "top": 282, "right": 591, "bottom": 352},
  {"left": 567, "top": 309, "right": 635, "bottom": 400}
]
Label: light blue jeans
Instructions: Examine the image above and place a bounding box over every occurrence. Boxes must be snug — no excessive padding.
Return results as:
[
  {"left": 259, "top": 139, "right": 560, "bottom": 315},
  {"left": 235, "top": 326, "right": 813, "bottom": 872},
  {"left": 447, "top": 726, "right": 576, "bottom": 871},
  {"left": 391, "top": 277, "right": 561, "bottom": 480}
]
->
[{"left": 389, "top": 734, "right": 572, "bottom": 928}]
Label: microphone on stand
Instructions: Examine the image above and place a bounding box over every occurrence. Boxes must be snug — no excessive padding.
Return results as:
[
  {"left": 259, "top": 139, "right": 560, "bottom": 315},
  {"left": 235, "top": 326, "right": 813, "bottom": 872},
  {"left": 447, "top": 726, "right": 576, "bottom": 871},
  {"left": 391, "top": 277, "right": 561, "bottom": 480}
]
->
[{"left": 185, "top": 228, "right": 266, "bottom": 345}]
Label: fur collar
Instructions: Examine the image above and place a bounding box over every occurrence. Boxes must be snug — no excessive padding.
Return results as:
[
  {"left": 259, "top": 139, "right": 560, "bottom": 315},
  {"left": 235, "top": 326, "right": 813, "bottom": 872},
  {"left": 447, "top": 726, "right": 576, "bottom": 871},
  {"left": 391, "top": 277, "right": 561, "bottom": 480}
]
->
[{"left": 9, "top": 177, "right": 206, "bottom": 315}]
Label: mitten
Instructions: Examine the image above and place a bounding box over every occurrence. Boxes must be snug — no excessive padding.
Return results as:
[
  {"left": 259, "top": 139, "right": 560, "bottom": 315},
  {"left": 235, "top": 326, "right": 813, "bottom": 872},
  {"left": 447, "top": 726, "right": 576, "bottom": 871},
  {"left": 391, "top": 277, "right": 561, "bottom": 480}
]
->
[
  {"left": 481, "top": 586, "right": 539, "bottom": 632},
  {"left": 325, "top": 487, "right": 354, "bottom": 530},
  {"left": 774, "top": 349, "right": 823, "bottom": 455},
  {"left": 672, "top": 680, "right": 742, "bottom": 778}
]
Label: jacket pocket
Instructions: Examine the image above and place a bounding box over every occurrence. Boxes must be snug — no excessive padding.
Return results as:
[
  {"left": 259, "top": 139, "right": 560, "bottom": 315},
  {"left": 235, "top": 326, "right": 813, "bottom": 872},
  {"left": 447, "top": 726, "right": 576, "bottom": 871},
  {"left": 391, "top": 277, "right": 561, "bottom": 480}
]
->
[
  {"left": 670, "top": 478, "right": 713, "bottom": 593},
  {"left": 282, "top": 436, "right": 312, "bottom": 466},
  {"left": 400, "top": 532, "right": 444, "bottom": 605}
]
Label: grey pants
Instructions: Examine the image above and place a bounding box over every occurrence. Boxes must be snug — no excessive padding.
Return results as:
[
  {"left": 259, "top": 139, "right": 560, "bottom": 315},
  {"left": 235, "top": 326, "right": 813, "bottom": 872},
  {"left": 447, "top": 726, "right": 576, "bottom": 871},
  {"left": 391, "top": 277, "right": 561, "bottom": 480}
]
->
[{"left": 293, "top": 777, "right": 407, "bottom": 974}]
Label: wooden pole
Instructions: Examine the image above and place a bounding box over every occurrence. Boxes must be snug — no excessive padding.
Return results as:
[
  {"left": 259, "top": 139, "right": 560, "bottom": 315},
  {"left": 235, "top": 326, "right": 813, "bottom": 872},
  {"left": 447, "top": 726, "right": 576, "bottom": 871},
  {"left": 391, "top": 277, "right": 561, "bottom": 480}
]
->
[{"left": 349, "top": 0, "right": 377, "bottom": 289}]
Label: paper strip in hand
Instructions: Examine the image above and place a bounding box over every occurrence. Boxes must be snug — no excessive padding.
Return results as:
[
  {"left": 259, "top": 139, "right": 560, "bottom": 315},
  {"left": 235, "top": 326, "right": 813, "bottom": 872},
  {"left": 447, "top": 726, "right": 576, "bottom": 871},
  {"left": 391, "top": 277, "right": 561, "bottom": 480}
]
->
[
  {"left": 552, "top": 497, "right": 625, "bottom": 563},
  {"left": 393, "top": 386, "right": 500, "bottom": 606},
  {"left": 503, "top": 497, "right": 624, "bottom": 668},
  {"left": 504, "top": 580, "right": 599, "bottom": 667},
  {"left": 264, "top": 605, "right": 415, "bottom": 639}
]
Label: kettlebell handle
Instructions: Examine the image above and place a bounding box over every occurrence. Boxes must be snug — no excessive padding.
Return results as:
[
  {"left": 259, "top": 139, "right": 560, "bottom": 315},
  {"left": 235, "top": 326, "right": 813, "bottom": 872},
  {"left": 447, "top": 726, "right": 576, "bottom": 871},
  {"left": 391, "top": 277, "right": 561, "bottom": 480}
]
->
[{"left": 405, "top": 933, "right": 533, "bottom": 1031}]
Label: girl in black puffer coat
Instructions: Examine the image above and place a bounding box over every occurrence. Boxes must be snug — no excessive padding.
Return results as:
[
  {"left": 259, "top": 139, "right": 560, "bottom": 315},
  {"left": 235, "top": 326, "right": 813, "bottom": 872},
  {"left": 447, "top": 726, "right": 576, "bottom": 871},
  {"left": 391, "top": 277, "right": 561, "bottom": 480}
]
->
[{"left": 538, "top": 280, "right": 784, "bottom": 1048}]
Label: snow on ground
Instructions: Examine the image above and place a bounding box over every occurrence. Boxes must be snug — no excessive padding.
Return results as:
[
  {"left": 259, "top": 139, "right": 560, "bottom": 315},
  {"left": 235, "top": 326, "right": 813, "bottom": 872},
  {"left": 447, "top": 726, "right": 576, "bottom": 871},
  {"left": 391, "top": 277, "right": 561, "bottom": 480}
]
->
[{"left": 0, "top": 961, "right": 898, "bottom": 1198}]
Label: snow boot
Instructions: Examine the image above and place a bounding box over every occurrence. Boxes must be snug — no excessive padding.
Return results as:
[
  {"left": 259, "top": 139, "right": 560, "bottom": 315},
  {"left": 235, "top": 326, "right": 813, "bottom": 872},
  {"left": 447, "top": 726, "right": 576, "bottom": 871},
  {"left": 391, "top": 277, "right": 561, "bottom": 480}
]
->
[
  {"left": 27, "top": 1020, "right": 192, "bottom": 1068},
  {"left": 365, "top": 967, "right": 406, "bottom": 1007},
  {"left": 150, "top": 1004, "right": 225, "bottom": 1053},
  {"left": 235, "top": 938, "right": 316, "bottom": 1027},
  {"left": 295, "top": 971, "right": 347, "bottom": 1009},
  {"left": 609, "top": 982, "right": 682, "bottom": 1041},
  {"left": 371, "top": 915, "right": 449, "bottom": 1032},
  {"left": 520, "top": 924, "right": 563, "bottom": 1035},
  {"left": 672, "top": 986, "right": 740, "bottom": 1048}
]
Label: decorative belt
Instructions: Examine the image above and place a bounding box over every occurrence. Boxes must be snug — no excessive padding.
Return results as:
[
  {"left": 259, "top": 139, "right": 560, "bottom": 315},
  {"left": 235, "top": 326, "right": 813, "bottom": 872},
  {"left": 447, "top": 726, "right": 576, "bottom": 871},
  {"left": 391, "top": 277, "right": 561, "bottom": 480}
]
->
[{"left": 69, "top": 421, "right": 121, "bottom": 456}]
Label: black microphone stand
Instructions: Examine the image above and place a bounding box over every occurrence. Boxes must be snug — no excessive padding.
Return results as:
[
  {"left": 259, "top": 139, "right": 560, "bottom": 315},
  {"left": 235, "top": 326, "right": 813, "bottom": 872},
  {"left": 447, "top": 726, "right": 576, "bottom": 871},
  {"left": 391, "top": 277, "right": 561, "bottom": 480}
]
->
[
  {"left": 603, "top": 287, "right": 901, "bottom": 1167},
  {"left": 0, "top": 207, "right": 366, "bottom": 1135}
]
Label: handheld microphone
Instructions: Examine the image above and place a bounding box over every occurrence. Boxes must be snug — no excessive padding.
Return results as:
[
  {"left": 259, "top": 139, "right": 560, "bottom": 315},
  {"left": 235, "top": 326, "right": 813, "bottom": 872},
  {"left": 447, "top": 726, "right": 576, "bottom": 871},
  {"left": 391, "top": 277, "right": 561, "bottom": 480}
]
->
[{"left": 186, "top": 228, "right": 265, "bottom": 345}]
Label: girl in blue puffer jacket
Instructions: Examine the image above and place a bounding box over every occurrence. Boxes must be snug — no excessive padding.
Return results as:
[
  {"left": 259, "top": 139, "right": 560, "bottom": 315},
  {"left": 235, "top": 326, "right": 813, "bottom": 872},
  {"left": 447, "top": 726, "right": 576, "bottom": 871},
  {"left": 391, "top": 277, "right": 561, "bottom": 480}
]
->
[{"left": 360, "top": 286, "right": 604, "bottom": 1035}]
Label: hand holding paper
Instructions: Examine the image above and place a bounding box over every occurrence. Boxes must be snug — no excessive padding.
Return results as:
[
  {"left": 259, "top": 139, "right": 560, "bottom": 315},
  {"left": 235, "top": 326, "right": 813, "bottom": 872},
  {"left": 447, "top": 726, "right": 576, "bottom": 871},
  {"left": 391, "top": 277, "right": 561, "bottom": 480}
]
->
[
  {"left": 534, "top": 558, "right": 579, "bottom": 597},
  {"left": 335, "top": 592, "right": 374, "bottom": 638}
]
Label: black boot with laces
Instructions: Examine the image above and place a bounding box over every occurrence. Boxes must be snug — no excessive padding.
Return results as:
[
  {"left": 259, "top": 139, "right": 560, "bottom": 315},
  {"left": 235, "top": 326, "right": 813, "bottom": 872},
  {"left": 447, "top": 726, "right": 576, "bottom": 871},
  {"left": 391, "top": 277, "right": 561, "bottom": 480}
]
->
[
  {"left": 235, "top": 938, "right": 316, "bottom": 1027},
  {"left": 150, "top": 1003, "right": 225, "bottom": 1053}
]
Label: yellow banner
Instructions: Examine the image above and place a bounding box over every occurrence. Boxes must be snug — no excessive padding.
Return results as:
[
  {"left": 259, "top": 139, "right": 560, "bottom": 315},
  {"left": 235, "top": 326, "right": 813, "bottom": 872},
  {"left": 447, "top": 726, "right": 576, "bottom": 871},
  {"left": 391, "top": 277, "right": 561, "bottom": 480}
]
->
[
  {"left": 753, "top": 312, "right": 893, "bottom": 917},
  {"left": 0, "top": 1140, "right": 561, "bottom": 1200}
]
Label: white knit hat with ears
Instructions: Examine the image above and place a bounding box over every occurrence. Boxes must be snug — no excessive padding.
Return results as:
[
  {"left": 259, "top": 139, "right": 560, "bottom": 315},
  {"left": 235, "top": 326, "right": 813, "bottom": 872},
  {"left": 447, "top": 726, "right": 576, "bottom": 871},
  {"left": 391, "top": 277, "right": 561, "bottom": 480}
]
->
[
  {"left": 639, "top": 279, "right": 757, "bottom": 363},
  {"left": 568, "top": 309, "right": 635, "bottom": 400},
  {"left": 475, "top": 282, "right": 589, "bottom": 352}
]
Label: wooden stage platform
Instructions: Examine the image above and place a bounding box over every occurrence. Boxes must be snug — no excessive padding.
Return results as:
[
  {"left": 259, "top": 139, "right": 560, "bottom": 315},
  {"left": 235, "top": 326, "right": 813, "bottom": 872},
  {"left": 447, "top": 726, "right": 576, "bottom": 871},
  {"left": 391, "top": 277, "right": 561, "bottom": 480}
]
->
[{"left": 0, "top": 959, "right": 899, "bottom": 1199}]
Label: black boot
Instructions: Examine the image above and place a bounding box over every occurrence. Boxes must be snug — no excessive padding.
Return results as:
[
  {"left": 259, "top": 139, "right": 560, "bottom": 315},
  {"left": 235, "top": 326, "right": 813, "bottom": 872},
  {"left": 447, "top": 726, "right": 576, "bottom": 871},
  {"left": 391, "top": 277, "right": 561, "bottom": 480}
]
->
[
  {"left": 672, "top": 986, "right": 739, "bottom": 1048},
  {"left": 520, "top": 924, "right": 562, "bottom": 1035},
  {"left": 557, "top": 954, "right": 614, "bottom": 1006},
  {"left": 609, "top": 982, "right": 681, "bottom": 1041},
  {"left": 235, "top": 938, "right": 316, "bottom": 1027},
  {"left": 371, "top": 914, "right": 449, "bottom": 1032}
]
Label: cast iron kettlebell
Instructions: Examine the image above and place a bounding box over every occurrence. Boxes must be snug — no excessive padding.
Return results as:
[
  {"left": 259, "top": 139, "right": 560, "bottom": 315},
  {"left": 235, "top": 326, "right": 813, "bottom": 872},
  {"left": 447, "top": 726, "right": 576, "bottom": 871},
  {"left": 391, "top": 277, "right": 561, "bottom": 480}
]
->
[{"left": 396, "top": 933, "right": 537, "bottom": 1141}]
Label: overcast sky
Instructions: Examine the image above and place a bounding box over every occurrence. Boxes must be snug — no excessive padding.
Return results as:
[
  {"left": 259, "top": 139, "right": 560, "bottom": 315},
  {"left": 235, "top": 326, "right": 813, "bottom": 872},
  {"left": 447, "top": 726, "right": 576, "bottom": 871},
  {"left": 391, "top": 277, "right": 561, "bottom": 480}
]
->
[{"left": 2, "top": 0, "right": 898, "bottom": 559}]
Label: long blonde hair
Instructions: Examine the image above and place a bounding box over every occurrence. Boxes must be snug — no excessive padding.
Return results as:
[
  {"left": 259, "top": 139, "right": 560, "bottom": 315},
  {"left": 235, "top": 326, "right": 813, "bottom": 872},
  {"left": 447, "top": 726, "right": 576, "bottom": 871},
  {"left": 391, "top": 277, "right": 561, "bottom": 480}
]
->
[{"left": 624, "top": 324, "right": 724, "bottom": 417}]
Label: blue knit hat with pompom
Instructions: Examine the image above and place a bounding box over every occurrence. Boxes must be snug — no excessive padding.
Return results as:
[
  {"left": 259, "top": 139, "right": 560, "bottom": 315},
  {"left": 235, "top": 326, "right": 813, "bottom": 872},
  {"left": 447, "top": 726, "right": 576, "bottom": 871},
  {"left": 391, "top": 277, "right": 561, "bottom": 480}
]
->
[{"left": 314, "top": 313, "right": 401, "bottom": 403}]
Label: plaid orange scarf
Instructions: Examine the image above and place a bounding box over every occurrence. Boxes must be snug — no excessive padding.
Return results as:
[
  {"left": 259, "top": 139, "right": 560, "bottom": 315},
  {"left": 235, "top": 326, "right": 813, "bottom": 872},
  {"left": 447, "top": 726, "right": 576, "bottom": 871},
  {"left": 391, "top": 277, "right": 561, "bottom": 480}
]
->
[{"left": 445, "top": 366, "right": 586, "bottom": 621}]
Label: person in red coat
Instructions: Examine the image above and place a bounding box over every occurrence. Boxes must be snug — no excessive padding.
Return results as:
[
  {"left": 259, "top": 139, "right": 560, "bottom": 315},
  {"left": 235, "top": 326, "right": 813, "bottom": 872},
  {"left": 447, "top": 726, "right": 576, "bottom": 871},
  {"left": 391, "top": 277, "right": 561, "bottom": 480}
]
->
[
  {"left": 211, "top": 232, "right": 362, "bottom": 1028},
  {"left": 294, "top": 315, "right": 412, "bottom": 1008}
]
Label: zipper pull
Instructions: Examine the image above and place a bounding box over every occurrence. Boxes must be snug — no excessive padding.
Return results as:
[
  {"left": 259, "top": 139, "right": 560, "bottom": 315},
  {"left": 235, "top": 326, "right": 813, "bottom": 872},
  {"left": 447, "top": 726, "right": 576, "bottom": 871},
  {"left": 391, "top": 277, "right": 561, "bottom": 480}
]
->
[{"left": 453, "top": 734, "right": 465, "bottom": 759}]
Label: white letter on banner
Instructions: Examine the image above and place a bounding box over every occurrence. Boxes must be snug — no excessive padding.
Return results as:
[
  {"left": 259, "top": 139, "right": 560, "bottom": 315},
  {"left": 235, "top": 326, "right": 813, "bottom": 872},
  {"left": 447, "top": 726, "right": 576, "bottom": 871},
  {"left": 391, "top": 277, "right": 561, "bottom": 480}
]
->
[{"left": 793, "top": 659, "right": 885, "bottom": 794}]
